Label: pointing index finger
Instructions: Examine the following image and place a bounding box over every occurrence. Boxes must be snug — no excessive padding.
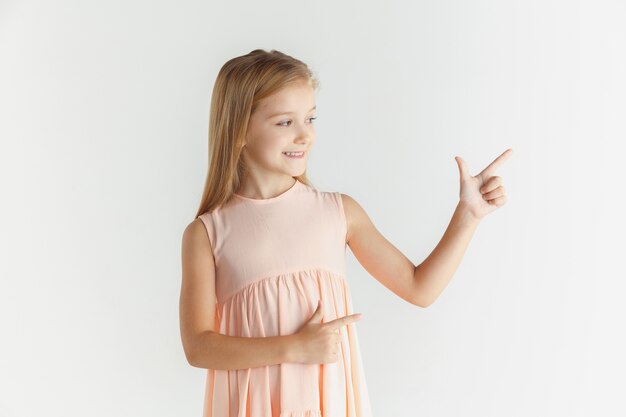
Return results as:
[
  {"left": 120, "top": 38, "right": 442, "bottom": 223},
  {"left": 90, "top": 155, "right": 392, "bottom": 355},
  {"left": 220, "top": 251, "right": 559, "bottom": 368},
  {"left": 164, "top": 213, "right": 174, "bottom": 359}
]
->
[
  {"left": 479, "top": 148, "right": 513, "bottom": 178},
  {"left": 326, "top": 313, "right": 363, "bottom": 329}
]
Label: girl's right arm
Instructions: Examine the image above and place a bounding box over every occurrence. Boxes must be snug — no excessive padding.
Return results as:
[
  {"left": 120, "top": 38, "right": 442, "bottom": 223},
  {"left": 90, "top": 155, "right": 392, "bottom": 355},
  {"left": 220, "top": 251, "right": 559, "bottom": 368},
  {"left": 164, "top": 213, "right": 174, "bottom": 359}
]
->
[{"left": 180, "top": 218, "right": 299, "bottom": 370}]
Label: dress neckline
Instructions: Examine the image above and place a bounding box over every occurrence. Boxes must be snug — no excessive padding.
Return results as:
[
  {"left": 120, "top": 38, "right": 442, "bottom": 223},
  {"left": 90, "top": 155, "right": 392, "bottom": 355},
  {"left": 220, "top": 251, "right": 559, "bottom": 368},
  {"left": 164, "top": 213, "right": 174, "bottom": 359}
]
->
[{"left": 233, "top": 179, "right": 301, "bottom": 203}]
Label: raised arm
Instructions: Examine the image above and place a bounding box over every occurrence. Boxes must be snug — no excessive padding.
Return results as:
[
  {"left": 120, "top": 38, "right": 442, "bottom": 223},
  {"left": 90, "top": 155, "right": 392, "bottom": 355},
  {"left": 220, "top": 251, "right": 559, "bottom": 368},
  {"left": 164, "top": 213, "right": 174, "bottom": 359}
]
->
[
  {"left": 341, "top": 193, "right": 422, "bottom": 306},
  {"left": 342, "top": 149, "right": 512, "bottom": 308},
  {"left": 341, "top": 193, "right": 479, "bottom": 308}
]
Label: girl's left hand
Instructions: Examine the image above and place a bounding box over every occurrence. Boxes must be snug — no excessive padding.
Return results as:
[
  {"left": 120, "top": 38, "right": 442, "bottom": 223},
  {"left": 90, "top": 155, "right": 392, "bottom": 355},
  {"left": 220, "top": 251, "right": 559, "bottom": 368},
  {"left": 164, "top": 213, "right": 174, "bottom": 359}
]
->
[{"left": 454, "top": 148, "right": 514, "bottom": 222}]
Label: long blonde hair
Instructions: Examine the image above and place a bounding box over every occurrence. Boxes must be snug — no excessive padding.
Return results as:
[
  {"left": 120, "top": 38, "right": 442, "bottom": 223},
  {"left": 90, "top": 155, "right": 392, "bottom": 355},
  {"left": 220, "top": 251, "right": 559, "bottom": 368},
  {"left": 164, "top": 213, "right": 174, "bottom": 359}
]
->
[{"left": 195, "top": 49, "right": 321, "bottom": 218}]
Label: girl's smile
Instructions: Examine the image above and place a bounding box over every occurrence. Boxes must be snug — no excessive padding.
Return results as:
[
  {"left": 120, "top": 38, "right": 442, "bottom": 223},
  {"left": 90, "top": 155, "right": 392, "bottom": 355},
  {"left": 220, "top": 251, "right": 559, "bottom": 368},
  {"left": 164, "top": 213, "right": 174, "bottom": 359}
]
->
[{"left": 282, "top": 151, "right": 306, "bottom": 159}]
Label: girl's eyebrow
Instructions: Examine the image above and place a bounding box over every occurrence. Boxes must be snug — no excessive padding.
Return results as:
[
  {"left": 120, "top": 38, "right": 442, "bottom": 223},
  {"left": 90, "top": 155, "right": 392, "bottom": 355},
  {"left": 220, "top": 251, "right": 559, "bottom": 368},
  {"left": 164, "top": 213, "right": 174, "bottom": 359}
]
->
[{"left": 266, "top": 105, "right": 316, "bottom": 119}]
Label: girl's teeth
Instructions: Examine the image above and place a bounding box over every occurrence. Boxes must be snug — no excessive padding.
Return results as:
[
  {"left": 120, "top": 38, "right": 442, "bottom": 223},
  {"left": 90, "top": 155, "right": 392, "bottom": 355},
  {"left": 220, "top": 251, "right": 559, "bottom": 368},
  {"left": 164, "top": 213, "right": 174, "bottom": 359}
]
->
[{"left": 283, "top": 152, "right": 303, "bottom": 156}]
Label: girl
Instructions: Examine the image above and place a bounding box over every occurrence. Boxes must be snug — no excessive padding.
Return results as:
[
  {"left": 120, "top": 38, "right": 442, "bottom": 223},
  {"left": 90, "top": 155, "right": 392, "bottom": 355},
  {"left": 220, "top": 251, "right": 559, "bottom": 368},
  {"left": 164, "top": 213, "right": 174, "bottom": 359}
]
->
[{"left": 180, "top": 49, "right": 512, "bottom": 417}]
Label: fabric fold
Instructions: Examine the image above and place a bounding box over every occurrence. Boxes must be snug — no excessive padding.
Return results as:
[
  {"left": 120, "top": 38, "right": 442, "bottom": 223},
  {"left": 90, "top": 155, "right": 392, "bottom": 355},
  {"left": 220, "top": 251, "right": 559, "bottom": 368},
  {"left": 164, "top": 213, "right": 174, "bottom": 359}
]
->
[{"left": 203, "top": 270, "right": 371, "bottom": 417}]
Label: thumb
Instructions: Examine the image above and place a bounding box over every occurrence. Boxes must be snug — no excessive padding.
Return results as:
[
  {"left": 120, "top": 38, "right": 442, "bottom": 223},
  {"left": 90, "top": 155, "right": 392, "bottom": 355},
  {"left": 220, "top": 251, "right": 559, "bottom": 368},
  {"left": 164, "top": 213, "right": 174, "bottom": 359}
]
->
[{"left": 455, "top": 156, "right": 470, "bottom": 181}]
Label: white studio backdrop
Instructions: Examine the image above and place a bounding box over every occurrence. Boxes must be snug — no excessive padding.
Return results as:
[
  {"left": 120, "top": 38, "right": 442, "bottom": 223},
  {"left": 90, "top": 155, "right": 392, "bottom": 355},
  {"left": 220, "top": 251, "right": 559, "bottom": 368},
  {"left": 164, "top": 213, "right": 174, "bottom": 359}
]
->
[{"left": 0, "top": 0, "right": 624, "bottom": 416}]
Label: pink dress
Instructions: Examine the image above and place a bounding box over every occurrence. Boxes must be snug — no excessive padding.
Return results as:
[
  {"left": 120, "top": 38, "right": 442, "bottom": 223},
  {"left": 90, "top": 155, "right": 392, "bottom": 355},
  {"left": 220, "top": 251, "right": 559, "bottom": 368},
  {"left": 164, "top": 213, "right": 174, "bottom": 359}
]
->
[{"left": 198, "top": 179, "right": 373, "bottom": 417}]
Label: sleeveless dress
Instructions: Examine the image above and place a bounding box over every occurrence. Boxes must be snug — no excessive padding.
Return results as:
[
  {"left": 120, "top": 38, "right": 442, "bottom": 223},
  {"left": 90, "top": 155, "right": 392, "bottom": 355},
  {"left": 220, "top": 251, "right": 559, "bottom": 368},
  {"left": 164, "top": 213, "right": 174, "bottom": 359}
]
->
[{"left": 198, "top": 179, "right": 373, "bottom": 417}]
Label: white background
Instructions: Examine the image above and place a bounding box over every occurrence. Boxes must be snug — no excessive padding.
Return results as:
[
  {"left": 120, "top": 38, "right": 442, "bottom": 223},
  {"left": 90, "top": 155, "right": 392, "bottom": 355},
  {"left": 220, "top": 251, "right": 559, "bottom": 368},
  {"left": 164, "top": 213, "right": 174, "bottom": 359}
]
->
[{"left": 1, "top": 0, "right": 624, "bottom": 416}]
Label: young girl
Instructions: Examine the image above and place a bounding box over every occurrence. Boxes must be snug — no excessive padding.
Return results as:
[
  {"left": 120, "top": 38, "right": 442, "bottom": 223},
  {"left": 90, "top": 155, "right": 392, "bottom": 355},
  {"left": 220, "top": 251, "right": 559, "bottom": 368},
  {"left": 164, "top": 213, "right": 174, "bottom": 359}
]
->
[{"left": 180, "top": 49, "right": 512, "bottom": 417}]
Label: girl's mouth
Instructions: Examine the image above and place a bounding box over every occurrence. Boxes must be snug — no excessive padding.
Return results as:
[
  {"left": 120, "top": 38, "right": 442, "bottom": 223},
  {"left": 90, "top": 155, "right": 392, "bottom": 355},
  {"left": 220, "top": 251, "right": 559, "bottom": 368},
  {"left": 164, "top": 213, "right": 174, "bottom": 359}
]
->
[{"left": 282, "top": 151, "right": 305, "bottom": 159}]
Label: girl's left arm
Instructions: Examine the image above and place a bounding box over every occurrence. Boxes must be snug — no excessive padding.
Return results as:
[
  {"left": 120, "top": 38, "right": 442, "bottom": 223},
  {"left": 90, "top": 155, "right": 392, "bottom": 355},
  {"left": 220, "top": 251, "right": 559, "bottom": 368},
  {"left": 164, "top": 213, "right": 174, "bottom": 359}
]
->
[{"left": 343, "top": 148, "right": 513, "bottom": 308}]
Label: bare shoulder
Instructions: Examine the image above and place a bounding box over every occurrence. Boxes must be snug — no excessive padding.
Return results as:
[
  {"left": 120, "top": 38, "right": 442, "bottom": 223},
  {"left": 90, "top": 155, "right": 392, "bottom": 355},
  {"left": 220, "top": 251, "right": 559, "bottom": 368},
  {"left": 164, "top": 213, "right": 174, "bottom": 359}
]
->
[
  {"left": 339, "top": 193, "right": 371, "bottom": 245},
  {"left": 180, "top": 217, "right": 217, "bottom": 365},
  {"left": 181, "top": 217, "right": 216, "bottom": 278},
  {"left": 183, "top": 217, "right": 209, "bottom": 243}
]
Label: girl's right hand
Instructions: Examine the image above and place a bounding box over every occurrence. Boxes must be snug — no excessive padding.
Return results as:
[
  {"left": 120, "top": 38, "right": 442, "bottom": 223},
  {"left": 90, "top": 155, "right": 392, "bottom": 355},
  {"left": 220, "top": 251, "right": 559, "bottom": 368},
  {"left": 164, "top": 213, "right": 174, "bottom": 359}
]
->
[{"left": 291, "top": 300, "right": 363, "bottom": 364}]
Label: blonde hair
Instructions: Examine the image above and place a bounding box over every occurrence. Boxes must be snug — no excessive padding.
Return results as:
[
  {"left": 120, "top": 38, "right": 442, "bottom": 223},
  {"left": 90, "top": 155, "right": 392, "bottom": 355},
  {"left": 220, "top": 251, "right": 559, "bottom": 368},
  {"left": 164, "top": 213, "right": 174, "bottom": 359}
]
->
[{"left": 195, "top": 49, "right": 320, "bottom": 218}]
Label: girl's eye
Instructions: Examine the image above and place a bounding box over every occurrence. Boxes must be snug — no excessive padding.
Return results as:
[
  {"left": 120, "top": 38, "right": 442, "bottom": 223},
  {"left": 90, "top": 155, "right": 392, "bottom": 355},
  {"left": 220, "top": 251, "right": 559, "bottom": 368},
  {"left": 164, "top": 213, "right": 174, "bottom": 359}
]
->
[{"left": 278, "top": 117, "right": 317, "bottom": 127}]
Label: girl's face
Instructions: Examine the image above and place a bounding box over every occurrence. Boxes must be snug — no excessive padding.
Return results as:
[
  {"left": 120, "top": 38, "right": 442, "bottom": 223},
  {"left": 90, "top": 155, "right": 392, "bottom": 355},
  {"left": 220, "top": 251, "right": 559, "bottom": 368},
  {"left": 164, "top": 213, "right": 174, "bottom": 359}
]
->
[{"left": 242, "top": 80, "right": 317, "bottom": 179}]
